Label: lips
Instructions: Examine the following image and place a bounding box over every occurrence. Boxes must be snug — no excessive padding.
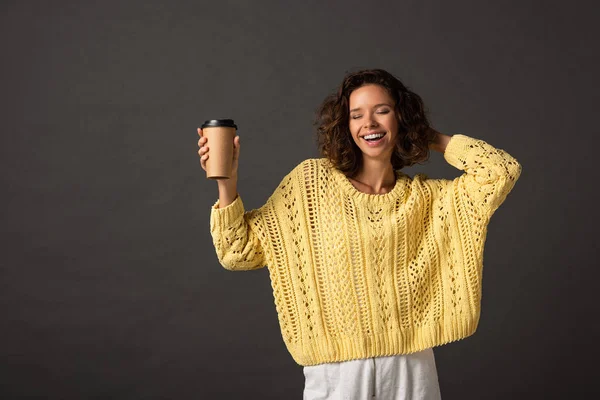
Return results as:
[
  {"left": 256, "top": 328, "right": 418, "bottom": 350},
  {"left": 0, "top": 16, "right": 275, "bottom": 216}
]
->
[
  {"left": 361, "top": 132, "right": 387, "bottom": 147},
  {"left": 361, "top": 131, "right": 386, "bottom": 139},
  {"left": 361, "top": 132, "right": 387, "bottom": 142}
]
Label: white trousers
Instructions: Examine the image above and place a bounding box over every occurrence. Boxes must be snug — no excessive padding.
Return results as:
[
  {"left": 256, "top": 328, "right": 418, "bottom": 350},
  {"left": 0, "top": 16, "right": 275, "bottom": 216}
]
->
[{"left": 303, "top": 348, "right": 442, "bottom": 400}]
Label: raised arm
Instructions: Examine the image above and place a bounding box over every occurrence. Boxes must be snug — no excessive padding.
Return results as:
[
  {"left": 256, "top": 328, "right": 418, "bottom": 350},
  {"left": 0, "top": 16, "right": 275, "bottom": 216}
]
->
[
  {"left": 199, "top": 127, "right": 267, "bottom": 270},
  {"left": 430, "top": 129, "right": 522, "bottom": 218}
]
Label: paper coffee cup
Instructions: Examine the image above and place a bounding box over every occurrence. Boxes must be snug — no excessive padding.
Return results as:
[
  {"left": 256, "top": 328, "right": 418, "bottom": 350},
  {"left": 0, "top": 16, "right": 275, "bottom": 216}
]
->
[{"left": 201, "top": 119, "right": 238, "bottom": 179}]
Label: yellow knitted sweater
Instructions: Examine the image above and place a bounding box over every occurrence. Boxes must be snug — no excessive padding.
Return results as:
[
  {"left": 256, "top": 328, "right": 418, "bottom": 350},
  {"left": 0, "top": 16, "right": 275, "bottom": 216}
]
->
[{"left": 209, "top": 134, "right": 522, "bottom": 366}]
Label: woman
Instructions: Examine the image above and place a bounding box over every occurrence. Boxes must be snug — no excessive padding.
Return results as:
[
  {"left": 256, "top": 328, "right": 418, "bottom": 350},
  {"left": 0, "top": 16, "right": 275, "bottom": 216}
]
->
[{"left": 198, "top": 69, "right": 522, "bottom": 399}]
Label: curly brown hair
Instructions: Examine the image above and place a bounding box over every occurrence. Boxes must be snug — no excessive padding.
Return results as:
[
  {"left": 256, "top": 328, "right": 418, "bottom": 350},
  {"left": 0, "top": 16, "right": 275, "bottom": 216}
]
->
[{"left": 314, "top": 68, "right": 436, "bottom": 177}]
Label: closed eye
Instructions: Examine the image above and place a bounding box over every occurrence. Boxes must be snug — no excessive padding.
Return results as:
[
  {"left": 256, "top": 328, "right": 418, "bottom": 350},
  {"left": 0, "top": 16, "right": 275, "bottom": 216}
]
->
[
  {"left": 352, "top": 110, "right": 390, "bottom": 119},
  {"left": 351, "top": 109, "right": 390, "bottom": 119}
]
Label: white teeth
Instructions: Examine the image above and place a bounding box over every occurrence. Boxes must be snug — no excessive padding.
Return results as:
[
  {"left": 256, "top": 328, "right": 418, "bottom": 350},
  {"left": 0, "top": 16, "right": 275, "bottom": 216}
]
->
[{"left": 364, "top": 133, "right": 385, "bottom": 140}]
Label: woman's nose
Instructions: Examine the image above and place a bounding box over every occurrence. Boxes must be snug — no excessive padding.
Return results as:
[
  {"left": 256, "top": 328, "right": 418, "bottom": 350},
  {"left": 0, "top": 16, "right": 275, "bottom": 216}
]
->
[{"left": 364, "top": 117, "right": 377, "bottom": 129}]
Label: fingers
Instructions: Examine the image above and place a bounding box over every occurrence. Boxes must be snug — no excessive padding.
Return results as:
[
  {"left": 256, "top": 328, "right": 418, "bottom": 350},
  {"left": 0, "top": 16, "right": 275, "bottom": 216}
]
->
[
  {"left": 196, "top": 129, "right": 239, "bottom": 171},
  {"left": 199, "top": 150, "right": 209, "bottom": 169},
  {"left": 197, "top": 137, "right": 208, "bottom": 156},
  {"left": 197, "top": 127, "right": 209, "bottom": 170},
  {"left": 198, "top": 148, "right": 208, "bottom": 172},
  {"left": 197, "top": 128, "right": 208, "bottom": 148}
]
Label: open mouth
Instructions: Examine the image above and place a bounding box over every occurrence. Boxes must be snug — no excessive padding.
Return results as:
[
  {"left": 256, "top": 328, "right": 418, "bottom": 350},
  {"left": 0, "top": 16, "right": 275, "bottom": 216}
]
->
[{"left": 362, "top": 132, "right": 387, "bottom": 145}]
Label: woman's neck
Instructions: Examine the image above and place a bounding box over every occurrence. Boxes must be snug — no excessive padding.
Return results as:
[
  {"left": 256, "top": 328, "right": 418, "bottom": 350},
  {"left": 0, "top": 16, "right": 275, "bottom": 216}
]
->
[{"left": 348, "top": 158, "right": 396, "bottom": 194}]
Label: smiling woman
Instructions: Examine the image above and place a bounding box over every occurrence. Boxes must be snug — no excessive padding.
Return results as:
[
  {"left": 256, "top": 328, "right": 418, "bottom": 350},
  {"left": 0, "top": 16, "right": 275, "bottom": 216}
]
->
[
  {"left": 350, "top": 85, "right": 398, "bottom": 150},
  {"left": 314, "top": 69, "right": 437, "bottom": 181},
  {"left": 345, "top": 84, "right": 401, "bottom": 193},
  {"left": 205, "top": 68, "right": 522, "bottom": 400}
]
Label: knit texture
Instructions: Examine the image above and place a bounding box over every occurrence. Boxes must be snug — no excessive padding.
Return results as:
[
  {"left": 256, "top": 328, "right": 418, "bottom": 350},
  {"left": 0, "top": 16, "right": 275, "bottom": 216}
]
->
[{"left": 209, "top": 134, "right": 522, "bottom": 366}]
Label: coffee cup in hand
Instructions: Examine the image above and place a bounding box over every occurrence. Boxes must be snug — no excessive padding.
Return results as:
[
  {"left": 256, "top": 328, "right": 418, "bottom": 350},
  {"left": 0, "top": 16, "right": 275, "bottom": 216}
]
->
[{"left": 200, "top": 119, "right": 237, "bottom": 179}]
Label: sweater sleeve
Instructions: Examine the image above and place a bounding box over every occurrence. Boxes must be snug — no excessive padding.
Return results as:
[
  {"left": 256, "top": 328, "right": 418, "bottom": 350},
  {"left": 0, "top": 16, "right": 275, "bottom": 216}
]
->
[
  {"left": 442, "top": 134, "right": 522, "bottom": 219},
  {"left": 209, "top": 194, "right": 268, "bottom": 271},
  {"left": 209, "top": 163, "right": 300, "bottom": 271}
]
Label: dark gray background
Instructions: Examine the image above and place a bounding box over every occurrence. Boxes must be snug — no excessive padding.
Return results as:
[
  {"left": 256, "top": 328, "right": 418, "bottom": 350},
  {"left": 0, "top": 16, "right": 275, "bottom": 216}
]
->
[{"left": 1, "top": 0, "right": 598, "bottom": 398}]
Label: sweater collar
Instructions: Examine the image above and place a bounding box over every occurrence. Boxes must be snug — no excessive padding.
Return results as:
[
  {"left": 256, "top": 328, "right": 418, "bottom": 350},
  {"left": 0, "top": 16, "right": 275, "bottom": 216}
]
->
[{"left": 322, "top": 159, "right": 409, "bottom": 203}]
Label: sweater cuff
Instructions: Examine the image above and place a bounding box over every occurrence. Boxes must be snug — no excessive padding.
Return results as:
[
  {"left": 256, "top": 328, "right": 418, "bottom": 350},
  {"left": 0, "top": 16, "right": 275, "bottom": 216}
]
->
[
  {"left": 211, "top": 194, "right": 244, "bottom": 227},
  {"left": 443, "top": 134, "right": 475, "bottom": 170}
]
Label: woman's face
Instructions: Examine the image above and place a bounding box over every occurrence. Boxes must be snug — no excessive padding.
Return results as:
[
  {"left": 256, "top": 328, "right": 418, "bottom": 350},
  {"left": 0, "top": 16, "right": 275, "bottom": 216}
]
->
[{"left": 348, "top": 84, "right": 398, "bottom": 161}]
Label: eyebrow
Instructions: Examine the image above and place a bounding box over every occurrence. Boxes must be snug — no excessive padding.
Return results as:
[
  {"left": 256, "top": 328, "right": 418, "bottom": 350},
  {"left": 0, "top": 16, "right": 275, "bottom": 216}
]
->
[{"left": 349, "top": 103, "right": 393, "bottom": 113}]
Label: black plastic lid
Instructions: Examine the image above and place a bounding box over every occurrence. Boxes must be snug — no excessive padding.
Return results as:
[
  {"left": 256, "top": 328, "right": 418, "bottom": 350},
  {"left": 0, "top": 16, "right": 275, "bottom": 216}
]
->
[{"left": 201, "top": 119, "right": 237, "bottom": 129}]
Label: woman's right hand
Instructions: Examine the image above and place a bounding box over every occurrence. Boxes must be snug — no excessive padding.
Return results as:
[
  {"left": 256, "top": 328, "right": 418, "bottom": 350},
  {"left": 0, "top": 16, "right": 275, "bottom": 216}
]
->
[{"left": 197, "top": 128, "right": 241, "bottom": 179}]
